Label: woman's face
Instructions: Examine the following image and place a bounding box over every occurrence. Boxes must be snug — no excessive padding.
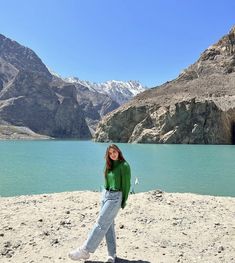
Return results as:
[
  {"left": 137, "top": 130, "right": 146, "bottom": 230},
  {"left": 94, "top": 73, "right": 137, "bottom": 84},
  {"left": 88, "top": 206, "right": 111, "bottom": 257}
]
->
[{"left": 108, "top": 148, "right": 119, "bottom": 161}]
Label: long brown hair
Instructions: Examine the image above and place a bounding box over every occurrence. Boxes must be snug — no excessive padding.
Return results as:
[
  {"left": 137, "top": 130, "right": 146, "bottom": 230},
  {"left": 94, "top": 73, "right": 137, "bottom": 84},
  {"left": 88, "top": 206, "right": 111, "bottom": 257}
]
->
[{"left": 104, "top": 144, "right": 125, "bottom": 176}]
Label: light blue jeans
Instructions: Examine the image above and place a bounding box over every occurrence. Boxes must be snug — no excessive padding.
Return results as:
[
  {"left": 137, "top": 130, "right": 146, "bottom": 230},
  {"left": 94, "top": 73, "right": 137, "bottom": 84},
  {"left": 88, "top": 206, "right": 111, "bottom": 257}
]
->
[{"left": 83, "top": 189, "right": 122, "bottom": 257}]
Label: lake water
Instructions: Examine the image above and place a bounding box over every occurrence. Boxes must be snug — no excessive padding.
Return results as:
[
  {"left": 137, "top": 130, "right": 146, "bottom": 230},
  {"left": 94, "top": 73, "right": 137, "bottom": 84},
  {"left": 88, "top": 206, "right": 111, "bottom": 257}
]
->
[{"left": 0, "top": 140, "right": 235, "bottom": 197}]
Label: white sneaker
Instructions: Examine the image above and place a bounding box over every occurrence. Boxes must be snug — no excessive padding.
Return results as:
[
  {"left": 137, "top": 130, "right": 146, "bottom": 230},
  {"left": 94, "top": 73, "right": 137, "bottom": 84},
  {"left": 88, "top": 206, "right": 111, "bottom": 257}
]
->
[
  {"left": 68, "top": 247, "right": 90, "bottom": 261},
  {"left": 105, "top": 255, "right": 116, "bottom": 263}
]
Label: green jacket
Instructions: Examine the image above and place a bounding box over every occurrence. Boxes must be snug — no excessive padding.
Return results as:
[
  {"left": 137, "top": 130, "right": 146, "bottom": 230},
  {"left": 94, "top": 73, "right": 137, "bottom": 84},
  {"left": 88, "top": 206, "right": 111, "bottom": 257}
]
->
[{"left": 104, "top": 160, "right": 131, "bottom": 209}]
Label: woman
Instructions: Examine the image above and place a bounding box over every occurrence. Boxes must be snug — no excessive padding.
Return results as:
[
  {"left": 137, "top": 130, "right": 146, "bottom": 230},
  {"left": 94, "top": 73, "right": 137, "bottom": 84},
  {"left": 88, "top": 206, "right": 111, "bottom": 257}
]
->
[{"left": 68, "top": 144, "right": 131, "bottom": 263}]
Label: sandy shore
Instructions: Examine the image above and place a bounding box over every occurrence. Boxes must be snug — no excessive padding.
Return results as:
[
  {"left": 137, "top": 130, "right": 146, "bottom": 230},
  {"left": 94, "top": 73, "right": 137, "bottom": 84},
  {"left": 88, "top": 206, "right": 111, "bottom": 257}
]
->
[{"left": 0, "top": 190, "right": 235, "bottom": 263}]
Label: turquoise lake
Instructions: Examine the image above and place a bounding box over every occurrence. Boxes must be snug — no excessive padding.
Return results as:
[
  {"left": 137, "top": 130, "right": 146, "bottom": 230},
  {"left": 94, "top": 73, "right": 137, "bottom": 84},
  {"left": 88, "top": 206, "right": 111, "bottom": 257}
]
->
[{"left": 0, "top": 140, "right": 235, "bottom": 197}]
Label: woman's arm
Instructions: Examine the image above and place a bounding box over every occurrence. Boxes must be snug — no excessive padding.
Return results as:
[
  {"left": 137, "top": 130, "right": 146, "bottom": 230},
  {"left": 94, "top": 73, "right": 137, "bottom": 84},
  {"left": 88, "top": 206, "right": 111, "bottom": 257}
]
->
[{"left": 121, "top": 162, "right": 131, "bottom": 209}]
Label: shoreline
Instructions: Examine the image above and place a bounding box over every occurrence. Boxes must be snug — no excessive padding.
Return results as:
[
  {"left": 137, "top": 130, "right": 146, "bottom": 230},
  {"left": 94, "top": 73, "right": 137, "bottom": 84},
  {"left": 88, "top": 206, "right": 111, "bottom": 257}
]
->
[
  {"left": 1, "top": 188, "right": 235, "bottom": 199},
  {"left": 1, "top": 190, "right": 235, "bottom": 263}
]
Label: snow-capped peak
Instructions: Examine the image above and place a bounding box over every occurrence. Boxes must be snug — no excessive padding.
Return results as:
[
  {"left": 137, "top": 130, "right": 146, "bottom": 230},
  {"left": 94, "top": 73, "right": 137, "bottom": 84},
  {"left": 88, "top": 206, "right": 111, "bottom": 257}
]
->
[
  {"left": 64, "top": 77, "right": 147, "bottom": 105},
  {"left": 48, "top": 68, "right": 147, "bottom": 105}
]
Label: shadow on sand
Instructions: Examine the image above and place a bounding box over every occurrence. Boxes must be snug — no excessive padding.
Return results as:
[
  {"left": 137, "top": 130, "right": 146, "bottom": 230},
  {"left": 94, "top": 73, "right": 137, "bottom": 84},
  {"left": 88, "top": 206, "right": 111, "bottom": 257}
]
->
[{"left": 85, "top": 258, "right": 151, "bottom": 263}]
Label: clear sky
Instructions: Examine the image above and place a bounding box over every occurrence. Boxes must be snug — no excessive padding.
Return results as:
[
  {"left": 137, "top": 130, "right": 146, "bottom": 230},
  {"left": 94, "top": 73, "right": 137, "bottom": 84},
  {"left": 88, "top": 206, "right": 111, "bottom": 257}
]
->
[{"left": 0, "top": 0, "right": 235, "bottom": 87}]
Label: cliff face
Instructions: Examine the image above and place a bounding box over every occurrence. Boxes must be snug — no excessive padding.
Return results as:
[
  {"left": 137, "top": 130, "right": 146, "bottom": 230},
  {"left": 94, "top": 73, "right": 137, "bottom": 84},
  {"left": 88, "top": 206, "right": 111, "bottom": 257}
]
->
[
  {"left": 94, "top": 26, "right": 235, "bottom": 144},
  {"left": 50, "top": 77, "right": 119, "bottom": 136}
]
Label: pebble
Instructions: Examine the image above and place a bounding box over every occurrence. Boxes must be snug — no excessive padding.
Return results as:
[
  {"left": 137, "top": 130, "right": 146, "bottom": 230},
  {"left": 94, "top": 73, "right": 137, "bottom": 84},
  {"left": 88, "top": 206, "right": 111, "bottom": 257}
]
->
[
  {"left": 12, "top": 242, "right": 22, "bottom": 249},
  {"left": 160, "top": 245, "right": 167, "bottom": 248},
  {"left": 1, "top": 246, "right": 14, "bottom": 258},
  {"left": 4, "top": 226, "right": 13, "bottom": 231},
  {"left": 218, "top": 246, "right": 225, "bottom": 253},
  {"left": 43, "top": 230, "right": 50, "bottom": 236},
  {"left": 4, "top": 241, "right": 12, "bottom": 248},
  {"left": 51, "top": 238, "right": 59, "bottom": 245},
  {"left": 60, "top": 219, "right": 71, "bottom": 227},
  {"left": 29, "top": 241, "right": 37, "bottom": 246}
]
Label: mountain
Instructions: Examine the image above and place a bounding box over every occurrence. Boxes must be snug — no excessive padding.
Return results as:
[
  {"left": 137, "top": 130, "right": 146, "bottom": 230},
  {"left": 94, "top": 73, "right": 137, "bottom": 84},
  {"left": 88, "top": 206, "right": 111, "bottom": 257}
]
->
[
  {"left": 0, "top": 33, "right": 145, "bottom": 139},
  {"left": 0, "top": 34, "right": 50, "bottom": 78},
  {"left": 50, "top": 75, "right": 119, "bottom": 135},
  {"left": 50, "top": 74, "right": 146, "bottom": 135},
  {"left": 94, "top": 26, "right": 235, "bottom": 144},
  {"left": 63, "top": 77, "right": 146, "bottom": 105},
  {"left": 0, "top": 33, "right": 91, "bottom": 139}
]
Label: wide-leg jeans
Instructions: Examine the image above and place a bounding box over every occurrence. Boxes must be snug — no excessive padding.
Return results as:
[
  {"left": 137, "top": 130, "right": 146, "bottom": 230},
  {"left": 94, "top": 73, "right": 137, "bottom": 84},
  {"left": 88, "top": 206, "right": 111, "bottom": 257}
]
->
[{"left": 83, "top": 189, "right": 122, "bottom": 256}]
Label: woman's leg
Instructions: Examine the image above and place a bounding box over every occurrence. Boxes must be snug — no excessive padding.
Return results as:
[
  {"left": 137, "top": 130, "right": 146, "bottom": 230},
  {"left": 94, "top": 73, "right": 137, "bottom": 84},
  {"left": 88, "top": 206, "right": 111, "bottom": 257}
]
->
[
  {"left": 105, "top": 220, "right": 116, "bottom": 257},
  {"left": 83, "top": 191, "right": 122, "bottom": 253}
]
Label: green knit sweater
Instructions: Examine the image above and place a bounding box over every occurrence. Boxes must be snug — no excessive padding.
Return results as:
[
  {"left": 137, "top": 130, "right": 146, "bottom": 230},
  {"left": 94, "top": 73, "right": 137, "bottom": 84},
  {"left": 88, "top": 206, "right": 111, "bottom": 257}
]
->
[{"left": 104, "top": 160, "right": 131, "bottom": 209}]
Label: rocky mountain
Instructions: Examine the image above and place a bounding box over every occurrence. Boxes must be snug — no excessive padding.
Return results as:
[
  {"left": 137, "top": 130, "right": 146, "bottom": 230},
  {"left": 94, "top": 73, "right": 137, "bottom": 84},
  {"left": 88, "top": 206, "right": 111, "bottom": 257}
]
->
[
  {"left": 0, "top": 33, "right": 144, "bottom": 139},
  {"left": 0, "top": 33, "right": 91, "bottom": 139},
  {"left": 0, "top": 34, "right": 51, "bottom": 79},
  {"left": 50, "top": 74, "right": 146, "bottom": 135},
  {"left": 64, "top": 77, "right": 146, "bottom": 105},
  {"left": 94, "top": 26, "right": 235, "bottom": 144},
  {"left": 50, "top": 76, "right": 119, "bottom": 135}
]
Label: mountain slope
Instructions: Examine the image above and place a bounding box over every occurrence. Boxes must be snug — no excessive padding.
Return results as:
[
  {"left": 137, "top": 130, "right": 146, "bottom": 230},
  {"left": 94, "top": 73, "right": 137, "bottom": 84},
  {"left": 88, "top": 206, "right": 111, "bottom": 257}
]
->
[
  {"left": 94, "top": 26, "right": 235, "bottom": 144},
  {"left": 0, "top": 34, "right": 91, "bottom": 139},
  {"left": 0, "top": 34, "right": 51, "bottom": 78}
]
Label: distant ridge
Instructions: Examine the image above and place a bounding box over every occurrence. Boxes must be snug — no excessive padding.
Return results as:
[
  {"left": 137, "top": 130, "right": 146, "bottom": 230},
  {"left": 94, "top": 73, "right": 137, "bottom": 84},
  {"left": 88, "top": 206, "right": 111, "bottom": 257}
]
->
[{"left": 63, "top": 77, "right": 147, "bottom": 105}]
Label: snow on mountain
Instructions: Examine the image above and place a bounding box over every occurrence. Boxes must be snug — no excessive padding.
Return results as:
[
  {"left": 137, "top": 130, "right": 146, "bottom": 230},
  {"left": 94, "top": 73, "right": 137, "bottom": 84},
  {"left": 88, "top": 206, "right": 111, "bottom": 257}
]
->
[
  {"left": 46, "top": 67, "right": 61, "bottom": 78},
  {"left": 63, "top": 77, "right": 147, "bottom": 105}
]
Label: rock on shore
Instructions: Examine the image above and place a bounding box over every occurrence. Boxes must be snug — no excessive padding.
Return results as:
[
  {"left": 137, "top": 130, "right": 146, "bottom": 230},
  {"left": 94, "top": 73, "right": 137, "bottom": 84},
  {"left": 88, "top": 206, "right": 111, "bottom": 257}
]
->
[{"left": 0, "top": 190, "right": 235, "bottom": 263}]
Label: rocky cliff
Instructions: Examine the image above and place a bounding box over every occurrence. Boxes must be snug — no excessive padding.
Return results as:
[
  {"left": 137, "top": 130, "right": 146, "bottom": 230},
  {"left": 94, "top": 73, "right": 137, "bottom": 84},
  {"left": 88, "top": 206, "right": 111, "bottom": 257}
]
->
[
  {"left": 50, "top": 76, "right": 119, "bottom": 135},
  {"left": 94, "top": 26, "right": 235, "bottom": 144}
]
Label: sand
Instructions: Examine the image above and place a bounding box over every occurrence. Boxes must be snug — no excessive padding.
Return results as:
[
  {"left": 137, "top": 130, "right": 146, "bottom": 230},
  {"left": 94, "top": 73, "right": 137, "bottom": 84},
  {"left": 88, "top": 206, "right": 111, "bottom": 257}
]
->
[{"left": 0, "top": 190, "right": 235, "bottom": 263}]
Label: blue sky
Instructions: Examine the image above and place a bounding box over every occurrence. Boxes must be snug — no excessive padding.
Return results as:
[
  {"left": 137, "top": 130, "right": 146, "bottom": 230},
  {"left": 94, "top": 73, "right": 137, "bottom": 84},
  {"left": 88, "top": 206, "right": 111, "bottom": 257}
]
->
[{"left": 0, "top": 0, "right": 235, "bottom": 87}]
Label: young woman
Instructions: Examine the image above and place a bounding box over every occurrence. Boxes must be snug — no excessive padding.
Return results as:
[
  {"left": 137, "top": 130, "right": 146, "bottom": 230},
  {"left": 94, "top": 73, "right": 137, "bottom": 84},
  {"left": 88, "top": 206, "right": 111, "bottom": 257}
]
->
[{"left": 68, "top": 144, "right": 131, "bottom": 263}]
